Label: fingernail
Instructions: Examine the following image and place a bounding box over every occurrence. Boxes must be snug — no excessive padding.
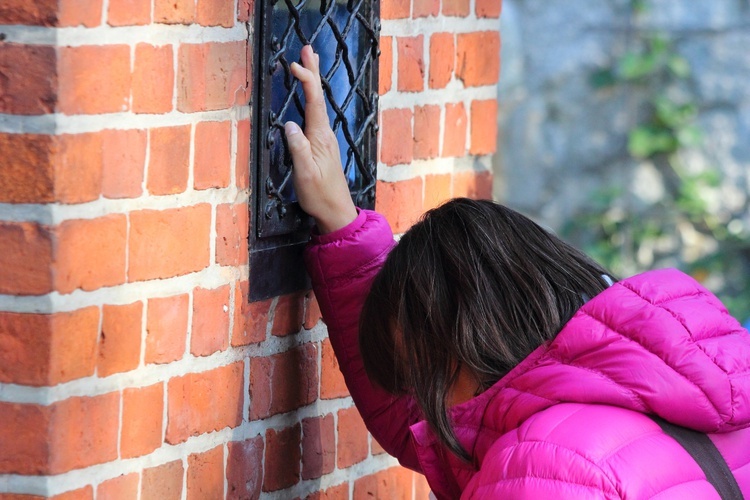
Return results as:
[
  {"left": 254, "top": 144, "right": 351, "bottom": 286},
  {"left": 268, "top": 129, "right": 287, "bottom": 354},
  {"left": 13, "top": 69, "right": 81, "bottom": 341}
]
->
[{"left": 285, "top": 122, "right": 301, "bottom": 136}]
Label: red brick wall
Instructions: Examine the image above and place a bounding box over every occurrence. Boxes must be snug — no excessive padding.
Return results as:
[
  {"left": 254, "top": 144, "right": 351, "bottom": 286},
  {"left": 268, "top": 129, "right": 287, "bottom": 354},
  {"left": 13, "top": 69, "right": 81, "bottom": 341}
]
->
[{"left": 0, "top": 0, "right": 500, "bottom": 497}]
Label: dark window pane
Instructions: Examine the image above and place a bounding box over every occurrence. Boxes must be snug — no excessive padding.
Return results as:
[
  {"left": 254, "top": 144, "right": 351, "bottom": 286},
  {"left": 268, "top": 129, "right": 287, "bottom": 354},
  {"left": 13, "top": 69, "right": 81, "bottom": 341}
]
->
[{"left": 250, "top": 0, "right": 380, "bottom": 300}]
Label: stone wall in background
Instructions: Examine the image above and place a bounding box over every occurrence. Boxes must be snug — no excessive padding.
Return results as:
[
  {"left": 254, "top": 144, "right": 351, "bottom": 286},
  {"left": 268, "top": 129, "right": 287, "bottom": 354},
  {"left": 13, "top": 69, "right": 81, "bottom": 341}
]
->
[{"left": 495, "top": 0, "right": 750, "bottom": 318}]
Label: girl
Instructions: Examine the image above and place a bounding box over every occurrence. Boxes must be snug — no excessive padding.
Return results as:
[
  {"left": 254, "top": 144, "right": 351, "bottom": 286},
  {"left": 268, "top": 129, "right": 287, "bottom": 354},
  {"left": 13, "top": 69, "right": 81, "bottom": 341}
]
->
[{"left": 285, "top": 45, "right": 750, "bottom": 499}]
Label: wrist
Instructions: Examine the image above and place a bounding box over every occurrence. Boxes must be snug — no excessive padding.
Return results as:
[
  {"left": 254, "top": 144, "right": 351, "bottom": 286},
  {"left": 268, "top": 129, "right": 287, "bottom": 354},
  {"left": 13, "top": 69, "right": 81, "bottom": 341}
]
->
[{"left": 315, "top": 204, "right": 358, "bottom": 234}]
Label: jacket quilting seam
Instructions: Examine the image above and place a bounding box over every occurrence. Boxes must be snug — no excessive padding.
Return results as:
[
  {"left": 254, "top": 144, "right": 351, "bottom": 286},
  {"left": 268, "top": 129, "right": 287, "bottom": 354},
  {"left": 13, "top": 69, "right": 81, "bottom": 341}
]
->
[
  {"left": 319, "top": 243, "right": 393, "bottom": 290},
  {"left": 610, "top": 282, "right": 740, "bottom": 423},
  {"left": 475, "top": 441, "right": 622, "bottom": 498},
  {"left": 579, "top": 307, "right": 725, "bottom": 424},
  {"left": 546, "top": 337, "right": 649, "bottom": 411}
]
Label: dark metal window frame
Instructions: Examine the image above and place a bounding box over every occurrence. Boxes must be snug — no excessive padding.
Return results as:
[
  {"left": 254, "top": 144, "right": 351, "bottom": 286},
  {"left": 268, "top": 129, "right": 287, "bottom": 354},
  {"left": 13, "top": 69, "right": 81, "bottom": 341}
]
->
[{"left": 249, "top": 0, "right": 381, "bottom": 302}]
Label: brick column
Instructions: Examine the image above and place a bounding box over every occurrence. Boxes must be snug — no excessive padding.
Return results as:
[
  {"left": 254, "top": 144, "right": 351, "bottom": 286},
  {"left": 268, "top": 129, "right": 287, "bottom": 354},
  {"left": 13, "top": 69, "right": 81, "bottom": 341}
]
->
[{"left": 0, "top": 0, "right": 501, "bottom": 498}]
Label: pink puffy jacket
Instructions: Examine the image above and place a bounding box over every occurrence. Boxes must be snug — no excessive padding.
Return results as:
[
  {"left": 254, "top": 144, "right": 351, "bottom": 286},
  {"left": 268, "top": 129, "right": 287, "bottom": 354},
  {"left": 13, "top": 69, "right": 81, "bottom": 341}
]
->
[{"left": 304, "top": 209, "right": 750, "bottom": 499}]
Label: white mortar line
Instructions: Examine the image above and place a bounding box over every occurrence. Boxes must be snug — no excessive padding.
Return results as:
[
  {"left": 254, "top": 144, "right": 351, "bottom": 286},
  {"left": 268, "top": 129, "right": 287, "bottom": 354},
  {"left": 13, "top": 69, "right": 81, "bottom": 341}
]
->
[
  {"left": 0, "top": 24, "right": 249, "bottom": 47},
  {"left": 377, "top": 155, "right": 493, "bottom": 182},
  {"left": 381, "top": 17, "right": 498, "bottom": 37},
  {"left": 0, "top": 265, "right": 246, "bottom": 314},
  {"left": 0, "top": 108, "right": 251, "bottom": 135},
  {"left": 0, "top": 189, "right": 249, "bottom": 224},
  {"left": 379, "top": 85, "right": 498, "bottom": 109},
  {"left": 0, "top": 324, "right": 330, "bottom": 405}
]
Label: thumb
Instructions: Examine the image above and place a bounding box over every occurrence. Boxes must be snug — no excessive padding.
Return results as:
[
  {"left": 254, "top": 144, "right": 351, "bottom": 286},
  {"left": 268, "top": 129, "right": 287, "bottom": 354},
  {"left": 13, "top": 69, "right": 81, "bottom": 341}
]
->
[{"left": 285, "top": 122, "right": 317, "bottom": 180}]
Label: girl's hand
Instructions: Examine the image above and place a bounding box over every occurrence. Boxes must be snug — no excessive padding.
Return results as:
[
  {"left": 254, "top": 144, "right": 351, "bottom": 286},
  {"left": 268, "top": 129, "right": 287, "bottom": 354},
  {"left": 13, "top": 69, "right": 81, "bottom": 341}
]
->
[{"left": 285, "top": 45, "right": 358, "bottom": 234}]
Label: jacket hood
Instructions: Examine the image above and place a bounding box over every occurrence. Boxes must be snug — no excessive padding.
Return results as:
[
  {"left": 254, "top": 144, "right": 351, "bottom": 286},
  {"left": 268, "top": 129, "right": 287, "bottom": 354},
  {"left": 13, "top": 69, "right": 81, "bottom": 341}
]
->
[{"left": 410, "top": 268, "right": 750, "bottom": 497}]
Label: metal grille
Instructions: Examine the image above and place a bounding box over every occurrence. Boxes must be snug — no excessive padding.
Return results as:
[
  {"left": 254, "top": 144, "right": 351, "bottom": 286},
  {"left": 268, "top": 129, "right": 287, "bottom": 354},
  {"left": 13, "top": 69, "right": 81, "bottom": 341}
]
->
[
  {"left": 256, "top": 0, "right": 380, "bottom": 238},
  {"left": 249, "top": 0, "right": 380, "bottom": 301}
]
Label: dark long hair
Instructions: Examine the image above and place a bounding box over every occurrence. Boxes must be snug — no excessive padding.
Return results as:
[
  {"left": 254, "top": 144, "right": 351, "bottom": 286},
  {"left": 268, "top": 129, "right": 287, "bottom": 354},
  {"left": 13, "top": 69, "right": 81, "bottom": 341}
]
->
[{"left": 359, "top": 198, "right": 615, "bottom": 461}]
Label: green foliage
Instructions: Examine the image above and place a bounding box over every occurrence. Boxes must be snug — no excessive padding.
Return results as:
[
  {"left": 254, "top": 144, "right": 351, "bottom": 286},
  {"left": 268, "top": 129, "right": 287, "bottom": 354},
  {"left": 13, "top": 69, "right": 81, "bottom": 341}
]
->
[{"left": 571, "top": 4, "right": 750, "bottom": 321}]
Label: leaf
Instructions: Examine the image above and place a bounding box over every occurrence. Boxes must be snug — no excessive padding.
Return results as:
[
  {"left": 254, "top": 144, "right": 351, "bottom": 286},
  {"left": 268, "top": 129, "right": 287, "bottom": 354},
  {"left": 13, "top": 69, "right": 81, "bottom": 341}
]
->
[
  {"left": 590, "top": 68, "right": 617, "bottom": 89},
  {"left": 676, "top": 125, "right": 702, "bottom": 146},
  {"left": 628, "top": 126, "right": 678, "bottom": 158},
  {"left": 668, "top": 55, "right": 691, "bottom": 78},
  {"left": 618, "top": 52, "right": 657, "bottom": 80}
]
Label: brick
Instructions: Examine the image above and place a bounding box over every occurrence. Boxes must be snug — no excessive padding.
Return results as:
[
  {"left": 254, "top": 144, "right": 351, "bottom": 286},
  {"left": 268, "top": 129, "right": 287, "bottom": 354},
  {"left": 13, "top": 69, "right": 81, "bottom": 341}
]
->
[
  {"left": 353, "top": 467, "right": 414, "bottom": 500},
  {"left": 306, "top": 484, "right": 349, "bottom": 500},
  {"left": 98, "top": 302, "right": 142, "bottom": 377},
  {"left": 453, "top": 170, "right": 493, "bottom": 200},
  {"left": 230, "top": 281, "right": 247, "bottom": 346},
  {"left": 413, "top": 0, "right": 439, "bottom": 17},
  {"left": 235, "top": 120, "right": 251, "bottom": 189},
  {"left": 443, "top": 0, "right": 470, "bottom": 16},
  {"left": 271, "top": 292, "right": 304, "bottom": 337},
  {"left": 429, "top": 33, "right": 454, "bottom": 89},
  {"left": 97, "top": 474, "right": 140, "bottom": 500},
  {"left": 0, "top": 222, "right": 53, "bottom": 295},
  {"left": 371, "top": 436, "right": 386, "bottom": 455},
  {"left": 147, "top": 125, "right": 190, "bottom": 195},
  {"left": 133, "top": 44, "right": 174, "bottom": 114},
  {"left": 0, "top": 134, "right": 55, "bottom": 203},
  {"left": 49, "top": 393, "right": 120, "bottom": 473},
  {"left": 216, "top": 203, "right": 249, "bottom": 266},
  {"left": 320, "top": 338, "right": 348, "bottom": 399},
  {"left": 379, "top": 108, "right": 413, "bottom": 166},
  {"left": 397, "top": 36, "right": 424, "bottom": 92},
  {"left": 379, "top": 36, "right": 393, "bottom": 95},
  {"left": 58, "top": 45, "right": 131, "bottom": 115},
  {"left": 0, "top": 0, "right": 57, "bottom": 25},
  {"left": 303, "top": 291, "right": 321, "bottom": 330},
  {"left": 121, "top": 383, "right": 164, "bottom": 458},
  {"left": 166, "top": 363, "right": 244, "bottom": 443},
  {"left": 375, "top": 178, "right": 424, "bottom": 234},
  {"left": 415, "top": 473, "right": 432, "bottom": 498},
  {"left": 381, "top": 0, "right": 410, "bottom": 19},
  {"left": 0, "top": 402, "right": 50, "bottom": 474},
  {"left": 413, "top": 105, "right": 440, "bottom": 160},
  {"left": 227, "top": 437, "right": 263, "bottom": 500},
  {"left": 337, "top": 407, "right": 368, "bottom": 468},
  {"left": 456, "top": 31, "right": 501, "bottom": 87},
  {"left": 197, "top": 0, "right": 234, "bottom": 27},
  {"left": 55, "top": 215, "right": 127, "bottom": 293},
  {"left": 58, "top": 0, "right": 102, "bottom": 27},
  {"left": 191, "top": 285, "right": 231, "bottom": 356},
  {"left": 177, "top": 42, "right": 249, "bottom": 112},
  {"left": 56, "top": 132, "right": 103, "bottom": 204},
  {"left": 141, "top": 460, "right": 184, "bottom": 500},
  {"left": 145, "top": 294, "right": 189, "bottom": 364},
  {"left": 108, "top": 0, "right": 151, "bottom": 26},
  {"left": 442, "top": 102, "right": 467, "bottom": 158},
  {"left": 187, "top": 446, "right": 224, "bottom": 500},
  {"left": 195, "top": 121, "right": 232, "bottom": 189},
  {"left": 101, "top": 128, "right": 146, "bottom": 199},
  {"left": 249, "top": 343, "right": 318, "bottom": 420},
  {"left": 477, "top": 0, "right": 502, "bottom": 17},
  {"left": 233, "top": 294, "right": 270, "bottom": 347},
  {"left": 470, "top": 99, "right": 498, "bottom": 156},
  {"left": 424, "top": 174, "right": 452, "bottom": 211},
  {"left": 237, "top": 0, "right": 254, "bottom": 22},
  {"left": 0, "top": 308, "right": 99, "bottom": 386},
  {"left": 302, "top": 414, "right": 335, "bottom": 480},
  {"left": 129, "top": 205, "right": 212, "bottom": 281},
  {"left": 51, "top": 486, "right": 94, "bottom": 500},
  {"left": 154, "top": 0, "right": 194, "bottom": 24},
  {"left": 0, "top": 44, "right": 57, "bottom": 115},
  {"left": 263, "top": 425, "right": 301, "bottom": 492}
]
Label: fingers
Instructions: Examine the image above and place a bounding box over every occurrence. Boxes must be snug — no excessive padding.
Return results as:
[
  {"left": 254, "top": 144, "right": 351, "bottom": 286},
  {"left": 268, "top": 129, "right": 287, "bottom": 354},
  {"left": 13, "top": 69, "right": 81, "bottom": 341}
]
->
[
  {"left": 284, "top": 121, "right": 318, "bottom": 180},
  {"left": 290, "top": 45, "right": 329, "bottom": 133}
]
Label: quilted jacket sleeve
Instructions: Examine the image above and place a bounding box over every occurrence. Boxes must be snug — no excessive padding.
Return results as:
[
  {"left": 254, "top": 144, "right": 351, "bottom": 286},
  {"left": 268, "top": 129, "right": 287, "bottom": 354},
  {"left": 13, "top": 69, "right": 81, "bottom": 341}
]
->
[
  {"left": 304, "top": 209, "right": 423, "bottom": 472},
  {"left": 461, "top": 440, "right": 621, "bottom": 499}
]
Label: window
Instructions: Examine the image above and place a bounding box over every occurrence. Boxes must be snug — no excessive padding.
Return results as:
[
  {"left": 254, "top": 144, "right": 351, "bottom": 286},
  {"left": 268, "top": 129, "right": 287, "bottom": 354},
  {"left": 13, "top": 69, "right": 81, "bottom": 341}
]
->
[{"left": 250, "top": 0, "right": 380, "bottom": 301}]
